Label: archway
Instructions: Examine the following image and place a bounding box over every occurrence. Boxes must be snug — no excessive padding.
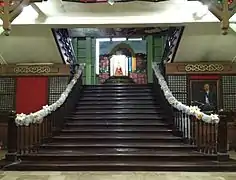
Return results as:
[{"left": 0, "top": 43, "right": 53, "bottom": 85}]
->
[{"left": 109, "top": 43, "right": 135, "bottom": 77}]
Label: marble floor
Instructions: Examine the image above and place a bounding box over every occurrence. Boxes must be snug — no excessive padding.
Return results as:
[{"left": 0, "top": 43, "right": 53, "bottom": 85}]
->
[{"left": 0, "top": 171, "right": 235, "bottom": 180}]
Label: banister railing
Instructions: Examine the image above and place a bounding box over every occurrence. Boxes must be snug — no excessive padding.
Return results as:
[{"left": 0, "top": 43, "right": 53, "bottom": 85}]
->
[
  {"left": 152, "top": 62, "right": 229, "bottom": 161},
  {"left": 5, "top": 64, "right": 84, "bottom": 162}
]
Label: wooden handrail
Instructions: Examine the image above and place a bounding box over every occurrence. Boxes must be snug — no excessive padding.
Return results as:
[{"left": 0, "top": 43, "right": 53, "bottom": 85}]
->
[
  {"left": 152, "top": 67, "right": 229, "bottom": 160},
  {"left": 5, "top": 70, "right": 84, "bottom": 162}
]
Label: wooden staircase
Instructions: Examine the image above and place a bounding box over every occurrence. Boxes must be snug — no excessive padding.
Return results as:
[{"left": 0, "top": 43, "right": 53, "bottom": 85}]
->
[{"left": 4, "top": 84, "right": 235, "bottom": 171}]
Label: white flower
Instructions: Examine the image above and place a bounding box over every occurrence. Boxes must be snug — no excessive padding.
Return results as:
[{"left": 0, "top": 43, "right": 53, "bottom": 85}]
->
[{"left": 210, "top": 114, "right": 220, "bottom": 123}]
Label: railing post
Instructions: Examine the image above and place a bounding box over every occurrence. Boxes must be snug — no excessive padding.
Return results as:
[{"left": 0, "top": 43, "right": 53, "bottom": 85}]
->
[
  {"left": 5, "top": 111, "right": 18, "bottom": 162},
  {"left": 217, "top": 110, "right": 229, "bottom": 161}
]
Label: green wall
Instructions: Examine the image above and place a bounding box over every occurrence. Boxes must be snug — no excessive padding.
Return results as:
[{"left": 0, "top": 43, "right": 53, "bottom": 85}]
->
[
  {"left": 72, "top": 37, "right": 97, "bottom": 85},
  {"left": 72, "top": 36, "right": 165, "bottom": 85},
  {"left": 146, "top": 35, "right": 166, "bottom": 83}
]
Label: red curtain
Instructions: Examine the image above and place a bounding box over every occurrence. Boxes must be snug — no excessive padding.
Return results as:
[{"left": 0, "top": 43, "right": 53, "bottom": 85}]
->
[{"left": 16, "top": 77, "right": 48, "bottom": 114}]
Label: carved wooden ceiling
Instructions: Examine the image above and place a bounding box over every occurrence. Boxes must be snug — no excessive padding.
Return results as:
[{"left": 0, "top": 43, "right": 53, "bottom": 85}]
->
[{"left": 69, "top": 27, "right": 170, "bottom": 38}]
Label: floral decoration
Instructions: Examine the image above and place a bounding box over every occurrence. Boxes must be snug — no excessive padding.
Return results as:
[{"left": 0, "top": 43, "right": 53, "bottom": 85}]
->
[{"left": 152, "top": 63, "right": 219, "bottom": 124}]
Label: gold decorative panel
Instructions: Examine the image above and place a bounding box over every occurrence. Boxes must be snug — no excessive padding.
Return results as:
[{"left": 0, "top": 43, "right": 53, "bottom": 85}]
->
[
  {"left": 166, "top": 62, "right": 235, "bottom": 75},
  {"left": 14, "top": 66, "right": 51, "bottom": 74},
  {"left": 0, "top": 64, "right": 70, "bottom": 76},
  {"left": 185, "top": 64, "right": 224, "bottom": 72}
]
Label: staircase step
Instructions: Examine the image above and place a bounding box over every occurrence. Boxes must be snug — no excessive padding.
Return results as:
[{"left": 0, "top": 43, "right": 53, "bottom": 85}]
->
[
  {"left": 19, "top": 150, "right": 216, "bottom": 162},
  {"left": 80, "top": 97, "right": 154, "bottom": 101},
  {"left": 61, "top": 127, "right": 172, "bottom": 133},
  {"left": 60, "top": 129, "right": 173, "bottom": 135},
  {"left": 52, "top": 134, "right": 182, "bottom": 143},
  {"left": 82, "top": 93, "right": 153, "bottom": 97},
  {"left": 8, "top": 161, "right": 236, "bottom": 171},
  {"left": 76, "top": 104, "right": 161, "bottom": 109},
  {"left": 67, "top": 114, "right": 167, "bottom": 120},
  {"left": 77, "top": 100, "right": 158, "bottom": 105},
  {"left": 65, "top": 120, "right": 169, "bottom": 126},
  {"left": 85, "top": 85, "right": 151, "bottom": 90},
  {"left": 73, "top": 109, "right": 163, "bottom": 114},
  {"left": 83, "top": 89, "right": 152, "bottom": 93},
  {"left": 40, "top": 142, "right": 196, "bottom": 151}
]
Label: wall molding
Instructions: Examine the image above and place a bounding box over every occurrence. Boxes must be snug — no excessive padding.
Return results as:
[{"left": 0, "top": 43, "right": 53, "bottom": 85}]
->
[
  {"left": 166, "top": 62, "right": 236, "bottom": 75},
  {"left": 0, "top": 64, "right": 70, "bottom": 76}
]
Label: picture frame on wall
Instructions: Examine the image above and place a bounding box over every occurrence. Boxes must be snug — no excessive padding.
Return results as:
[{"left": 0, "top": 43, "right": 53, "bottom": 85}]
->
[{"left": 189, "top": 79, "right": 220, "bottom": 113}]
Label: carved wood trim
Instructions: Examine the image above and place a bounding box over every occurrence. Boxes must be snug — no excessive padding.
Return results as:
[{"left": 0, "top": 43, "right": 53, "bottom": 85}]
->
[
  {"left": 0, "top": 64, "right": 70, "bottom": 76},
  {"left": 166, "top": 62, "right": 236, "bottom": 75}
]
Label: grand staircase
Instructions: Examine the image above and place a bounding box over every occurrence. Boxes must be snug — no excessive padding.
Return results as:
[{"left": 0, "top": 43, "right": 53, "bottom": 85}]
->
[{"left": 5, "top": 84, "right": 234, "bottom": 171}]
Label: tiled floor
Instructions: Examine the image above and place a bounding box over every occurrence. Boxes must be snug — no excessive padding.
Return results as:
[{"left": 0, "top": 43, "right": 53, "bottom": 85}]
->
[{"left": 0, "top": 171, "right": 235, "bottom": 180}]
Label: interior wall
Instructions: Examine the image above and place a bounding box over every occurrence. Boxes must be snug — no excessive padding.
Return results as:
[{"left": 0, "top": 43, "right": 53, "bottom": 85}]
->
[{"left": 0, "top": 26, "right": 62, "bottom": 64}]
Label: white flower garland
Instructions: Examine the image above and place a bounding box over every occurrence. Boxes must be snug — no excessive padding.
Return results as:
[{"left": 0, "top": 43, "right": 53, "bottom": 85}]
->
[
  {"left": 15, "top": 64, "right": 85, "bottom": 126},
  {"left": 152, "top": 63, "right": 219, "bottom": 124}
]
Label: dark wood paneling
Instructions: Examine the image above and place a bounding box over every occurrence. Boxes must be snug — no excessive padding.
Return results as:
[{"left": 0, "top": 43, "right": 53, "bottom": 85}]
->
[
  {"left": 0, "top": 112, "right": 9, "bottom": 149},
  {"left": 0, "top": 64, "right": 70, "bottom": 76},
  {"left": 166, "top": 63, "right": 236, "bottom": 75}
]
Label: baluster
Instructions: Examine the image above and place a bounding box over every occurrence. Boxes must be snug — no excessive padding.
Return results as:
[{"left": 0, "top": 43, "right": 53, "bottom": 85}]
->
[
  {"left": 6, "top": 111, "right": 17, "bottom": 161},
  {"left": 217, "top": 110, "right": 229, "bottom": 161},
  {"left": 197, "top": 118, "right": 200, "bottom": 151},
  {"left": 191, "top": 116, "right": 196, "bottom": 145},
  {"left": 186, "top": 115, "right": 190, "bottom": 141},
  {"left": 205, "top": 122, "right": 209, "bottom": 154},
  {"left": 213, "top": 123, "right": 217, "bottom": 154},
  {"left": 200, "top": 120, "right": 204, "bottom": 152},
  {"left": 209, "top": 122, "right": 213, "bottom": 153}
]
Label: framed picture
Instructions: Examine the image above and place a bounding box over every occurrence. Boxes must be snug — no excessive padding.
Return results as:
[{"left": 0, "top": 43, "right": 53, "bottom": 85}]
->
[{"left": 189, "top": 79, "right": 220, "bottom": 111}]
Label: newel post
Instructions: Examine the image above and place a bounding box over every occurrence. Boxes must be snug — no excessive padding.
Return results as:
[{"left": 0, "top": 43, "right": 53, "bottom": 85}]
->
[
  {"left": 5, "top": 110, "right": 18, "bottom": 161},
  {"left": 217, "top": 110, "right": 229, "bottom": 161}
]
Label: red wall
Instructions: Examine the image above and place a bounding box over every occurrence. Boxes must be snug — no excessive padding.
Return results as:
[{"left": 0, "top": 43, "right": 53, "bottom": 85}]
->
[{"left": 16, "top": 77, "right": 48, "bottom": 114}]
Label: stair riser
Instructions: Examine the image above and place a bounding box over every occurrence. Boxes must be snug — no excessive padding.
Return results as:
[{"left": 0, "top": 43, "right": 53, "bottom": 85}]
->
[
  {"left": 64, "top": 125, "right": 170, "bottom": 129},
  {"left": 6, "top": 164, "right": 236, "bottom": 172},
  {"left": 19, "top": 155, "right": 217, "bottom": 162},
  {"left": 66, "top": 116, "right": 166, "bottom": 120},
  {"left": 76, "top": 106, "right": 162, "bottom": 110},
  {"left": 72, "top": 112, "right": 165, "bottom": 115},
  {"left": 40, "top": 147, "right": 196, "bottom": 152},
  {"left": 59, "top": 131, "right": 173, "bottom": 136},
  {"left": 85, "top": 87, "right": 151, "bottom": 90},
  {"left": 82, "top": 93, "right": 154, "bottom": 97},
  {"left": 77, "top": 101, "right": 158, "bottom": 105},
  {"left": 83, "top": 88, "right": 153, "bottom": 94},
  {"left": 51, "top": 139, "right": 182, "bottom": 144},
  {"left": 80, "top": 97, "right": 154, "bottom": 101}
]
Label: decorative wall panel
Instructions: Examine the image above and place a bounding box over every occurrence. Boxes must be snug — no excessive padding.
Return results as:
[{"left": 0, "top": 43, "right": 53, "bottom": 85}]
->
[
  {"left": 167, "top": 75, "right": 187, "bottom": 104},
  {"left": 48, "top": 76, "right": 69, "bottom": 105},
  {"left": 0, "top": 78, "right": 15, "bottom": 111},
  {"left": 222, "top": 76, "right": 236, "bottom": 110}
]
